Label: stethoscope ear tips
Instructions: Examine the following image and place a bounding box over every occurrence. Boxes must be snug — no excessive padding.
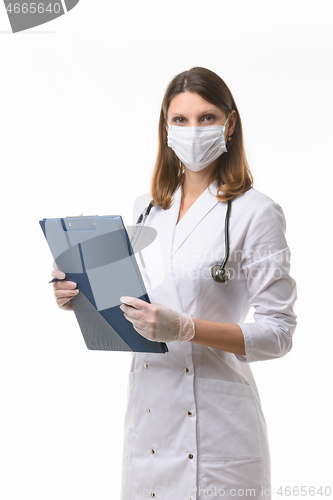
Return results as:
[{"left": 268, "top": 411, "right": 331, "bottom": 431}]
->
[{"left": 211, "top": 265, "right": 230, "bottom": 283}]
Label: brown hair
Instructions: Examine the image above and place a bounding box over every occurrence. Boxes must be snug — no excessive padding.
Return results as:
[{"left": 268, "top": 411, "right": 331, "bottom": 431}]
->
[{"left": 150, "top": 67, "right": 254, "bottom": 209}]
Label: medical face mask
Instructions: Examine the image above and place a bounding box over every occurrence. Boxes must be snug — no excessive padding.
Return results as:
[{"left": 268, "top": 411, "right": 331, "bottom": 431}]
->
[{"left": 167, "top": 114, "right": 230, "bottom": 172}]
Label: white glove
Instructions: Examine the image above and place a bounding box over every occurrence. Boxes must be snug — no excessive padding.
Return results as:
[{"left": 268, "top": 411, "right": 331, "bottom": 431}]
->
[{"left": 119, "top": 296, "right": 195, "bottom": 344}]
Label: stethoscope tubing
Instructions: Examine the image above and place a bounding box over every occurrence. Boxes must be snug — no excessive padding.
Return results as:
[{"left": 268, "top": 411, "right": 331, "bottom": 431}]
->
[{"left": 131, "top": 197, "right": 231, "bottom": 282}]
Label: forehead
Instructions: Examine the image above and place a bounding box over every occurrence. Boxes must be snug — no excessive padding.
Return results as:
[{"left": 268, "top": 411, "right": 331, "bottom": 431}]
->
[{"left": 168, "top": 91, "right": 220, "bottom": 115}]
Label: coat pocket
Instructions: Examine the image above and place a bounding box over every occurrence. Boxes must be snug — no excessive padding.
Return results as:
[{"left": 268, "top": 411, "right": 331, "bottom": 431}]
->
[{"left": 195, "top": 377, "right": 262, "bottom": 460}]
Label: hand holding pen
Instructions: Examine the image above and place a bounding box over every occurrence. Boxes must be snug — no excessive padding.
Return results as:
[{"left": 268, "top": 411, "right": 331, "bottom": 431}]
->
[{"left": 49, "top": 270, "right": 79, "bottom": 311}]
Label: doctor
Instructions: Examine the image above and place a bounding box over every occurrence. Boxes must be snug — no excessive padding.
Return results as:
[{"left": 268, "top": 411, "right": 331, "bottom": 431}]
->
[{"left": 52, "top": 67, "right": 297, "bottom": 499}]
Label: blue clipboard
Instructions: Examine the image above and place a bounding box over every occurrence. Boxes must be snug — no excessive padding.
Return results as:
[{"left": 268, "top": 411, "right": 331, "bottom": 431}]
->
[{"left": 39, "top": 214, "right": 168, "bottom": 354}]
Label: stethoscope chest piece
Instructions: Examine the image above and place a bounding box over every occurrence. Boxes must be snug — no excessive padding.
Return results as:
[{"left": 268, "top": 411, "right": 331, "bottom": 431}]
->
[{"left": 211, "top": 265, "right": 230, "bottom": 283}]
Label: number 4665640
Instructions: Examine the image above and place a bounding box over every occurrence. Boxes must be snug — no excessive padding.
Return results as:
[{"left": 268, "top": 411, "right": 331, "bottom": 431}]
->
[
  {"left": 277, "top": 485, "right": 331, "bottom": 496},
  {"left": 6, "top": 3, "right": 61, "bottom": 14}
]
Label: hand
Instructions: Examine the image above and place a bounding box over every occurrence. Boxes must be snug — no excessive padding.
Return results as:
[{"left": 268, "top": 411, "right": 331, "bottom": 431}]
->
[
  {"left": 51, "top": 269, "right": 79, "bottom": 311},
  {"left": 119, "top": 296, "right": 195, "bottom": 344}
]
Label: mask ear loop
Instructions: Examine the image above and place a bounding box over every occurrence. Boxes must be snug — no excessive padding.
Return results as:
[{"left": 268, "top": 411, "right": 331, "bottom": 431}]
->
[{"left": 222, "top": 113, "right": 230, "bottom": 132}]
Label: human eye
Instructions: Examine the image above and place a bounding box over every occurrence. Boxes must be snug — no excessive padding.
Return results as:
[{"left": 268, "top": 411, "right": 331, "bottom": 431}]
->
[
  {"left": 173, "top": 117, "right": 186, "bottom": 124},
  {"left": 201, "top": 114, "right": 215, "bottom": 124}
]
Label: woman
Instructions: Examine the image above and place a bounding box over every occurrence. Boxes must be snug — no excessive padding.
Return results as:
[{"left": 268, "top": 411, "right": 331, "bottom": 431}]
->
[{"left": 52, "top": 67, "right": 297, "bottom": 499}]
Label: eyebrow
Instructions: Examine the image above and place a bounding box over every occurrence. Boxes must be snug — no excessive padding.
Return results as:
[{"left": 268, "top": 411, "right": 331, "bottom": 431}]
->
[{"left": 170, "top": 109, "right": 219, "bottom": 116}]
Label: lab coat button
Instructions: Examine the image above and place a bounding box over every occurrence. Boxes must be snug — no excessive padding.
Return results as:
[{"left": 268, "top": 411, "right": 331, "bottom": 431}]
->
[
  {"left": 151, "top": 494, "right": 155, "bottom": 498},
  {"left": 144, "top": 363, "right": 149, "bottom": 368},
  {"left": 187, "top": 411, "right": 192, "bottom": 416},
  {"left": 151, "top": 449, "right": 155, "bottom": 454},
  {"left": 188, "top": 453, "right": 193, "bottom": 459},
  {"left": 147, "top": 408, "right": 151, "bottom": 413},
  {"left": 184, "top": 367, "right": 189, "bottom": 373}
]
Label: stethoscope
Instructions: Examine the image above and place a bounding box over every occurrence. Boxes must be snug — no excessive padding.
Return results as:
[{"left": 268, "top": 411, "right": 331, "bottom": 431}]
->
[{"left": 132, "top": 198, "right": 231, "bottom": 283}]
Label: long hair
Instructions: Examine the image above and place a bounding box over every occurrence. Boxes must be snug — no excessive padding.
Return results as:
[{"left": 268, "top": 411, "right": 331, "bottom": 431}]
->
[{"left": 150, "top": 67, "right": 254, "bottom": 209}]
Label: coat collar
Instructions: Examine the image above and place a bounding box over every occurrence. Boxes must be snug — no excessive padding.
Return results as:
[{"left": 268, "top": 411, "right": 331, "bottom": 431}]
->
[
  {"left": 143, "top": 178, "right": 221, "bottom": 318},
  {"left": 163, "top": 178, "right": 220, "bottom": 259},
  {"left": 148, "top": 178, "right": 220, "bottom": 315}
]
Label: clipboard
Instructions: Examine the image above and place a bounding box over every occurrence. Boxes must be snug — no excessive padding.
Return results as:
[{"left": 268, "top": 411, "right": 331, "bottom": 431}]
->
[{"left": 39, "top": 214, "right": 168, "bottom": 354}]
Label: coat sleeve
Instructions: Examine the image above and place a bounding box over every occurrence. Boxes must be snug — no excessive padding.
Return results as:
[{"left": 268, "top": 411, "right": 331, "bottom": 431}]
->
[{"left": 234, "top": 200, "right": 297, "bottom": 363}]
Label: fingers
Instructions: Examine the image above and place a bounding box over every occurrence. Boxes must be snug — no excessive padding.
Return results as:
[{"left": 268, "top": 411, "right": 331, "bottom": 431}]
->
[
  {"left": 51, "top": 268, "right": 78, "bottom": 311},
  {"left": 50, "top": 270, "right": 77, "bottom": 290},
  {"left": 119, "top": 296, "right": 147, "bottom": 309},
  {"left": 57, "top": 298, "right": 74, "bottom": 311},
  {"left": 51, "top": 269, "right": 66, "bottom": 280},
  {"left": 132, "top": 323, "right": 154, "bottom": 340},
  {"left": 120, "top": 303, "right": 147, "bottom": 321},
  {"left": 54, "top": 289, "right": 79, "bottom": 299},
  {"left": 120, "top": 299, "right": 159, "bottom": 339},
  {"left": 54, "top": 288, "right": 79, "bottom": 310},
  {"left": 119, "top": 297, "right": 156, "bottom": 321},
  {"left": 53, "top": 280, "right": 78, "bottom": 290}
]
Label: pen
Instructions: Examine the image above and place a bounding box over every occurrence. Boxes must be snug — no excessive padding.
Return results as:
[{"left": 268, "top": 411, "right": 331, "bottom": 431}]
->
[{"left": 48, "top": 277, "right": 78, "bottom": 288}]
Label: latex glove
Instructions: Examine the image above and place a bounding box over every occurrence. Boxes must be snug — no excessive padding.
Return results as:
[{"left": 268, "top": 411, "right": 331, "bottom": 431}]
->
[{"left": 119, "top": 296, "right": 195, "bottom": 344}]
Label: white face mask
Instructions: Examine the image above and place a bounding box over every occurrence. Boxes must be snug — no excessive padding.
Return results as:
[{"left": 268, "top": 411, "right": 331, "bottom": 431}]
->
[{"left": 167, "top": 114, "right": 230, "bottom": 172}]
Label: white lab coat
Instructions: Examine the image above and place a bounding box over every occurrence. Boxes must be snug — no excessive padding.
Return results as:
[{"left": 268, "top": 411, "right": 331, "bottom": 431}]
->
[{"left": 120, "top": 179, "right": 297, "bottom": 500}]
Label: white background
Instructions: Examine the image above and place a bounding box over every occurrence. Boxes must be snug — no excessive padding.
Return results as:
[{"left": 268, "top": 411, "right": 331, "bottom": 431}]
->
[{"left": 1, "top": 0, "right": 332, "bottom": 498}]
